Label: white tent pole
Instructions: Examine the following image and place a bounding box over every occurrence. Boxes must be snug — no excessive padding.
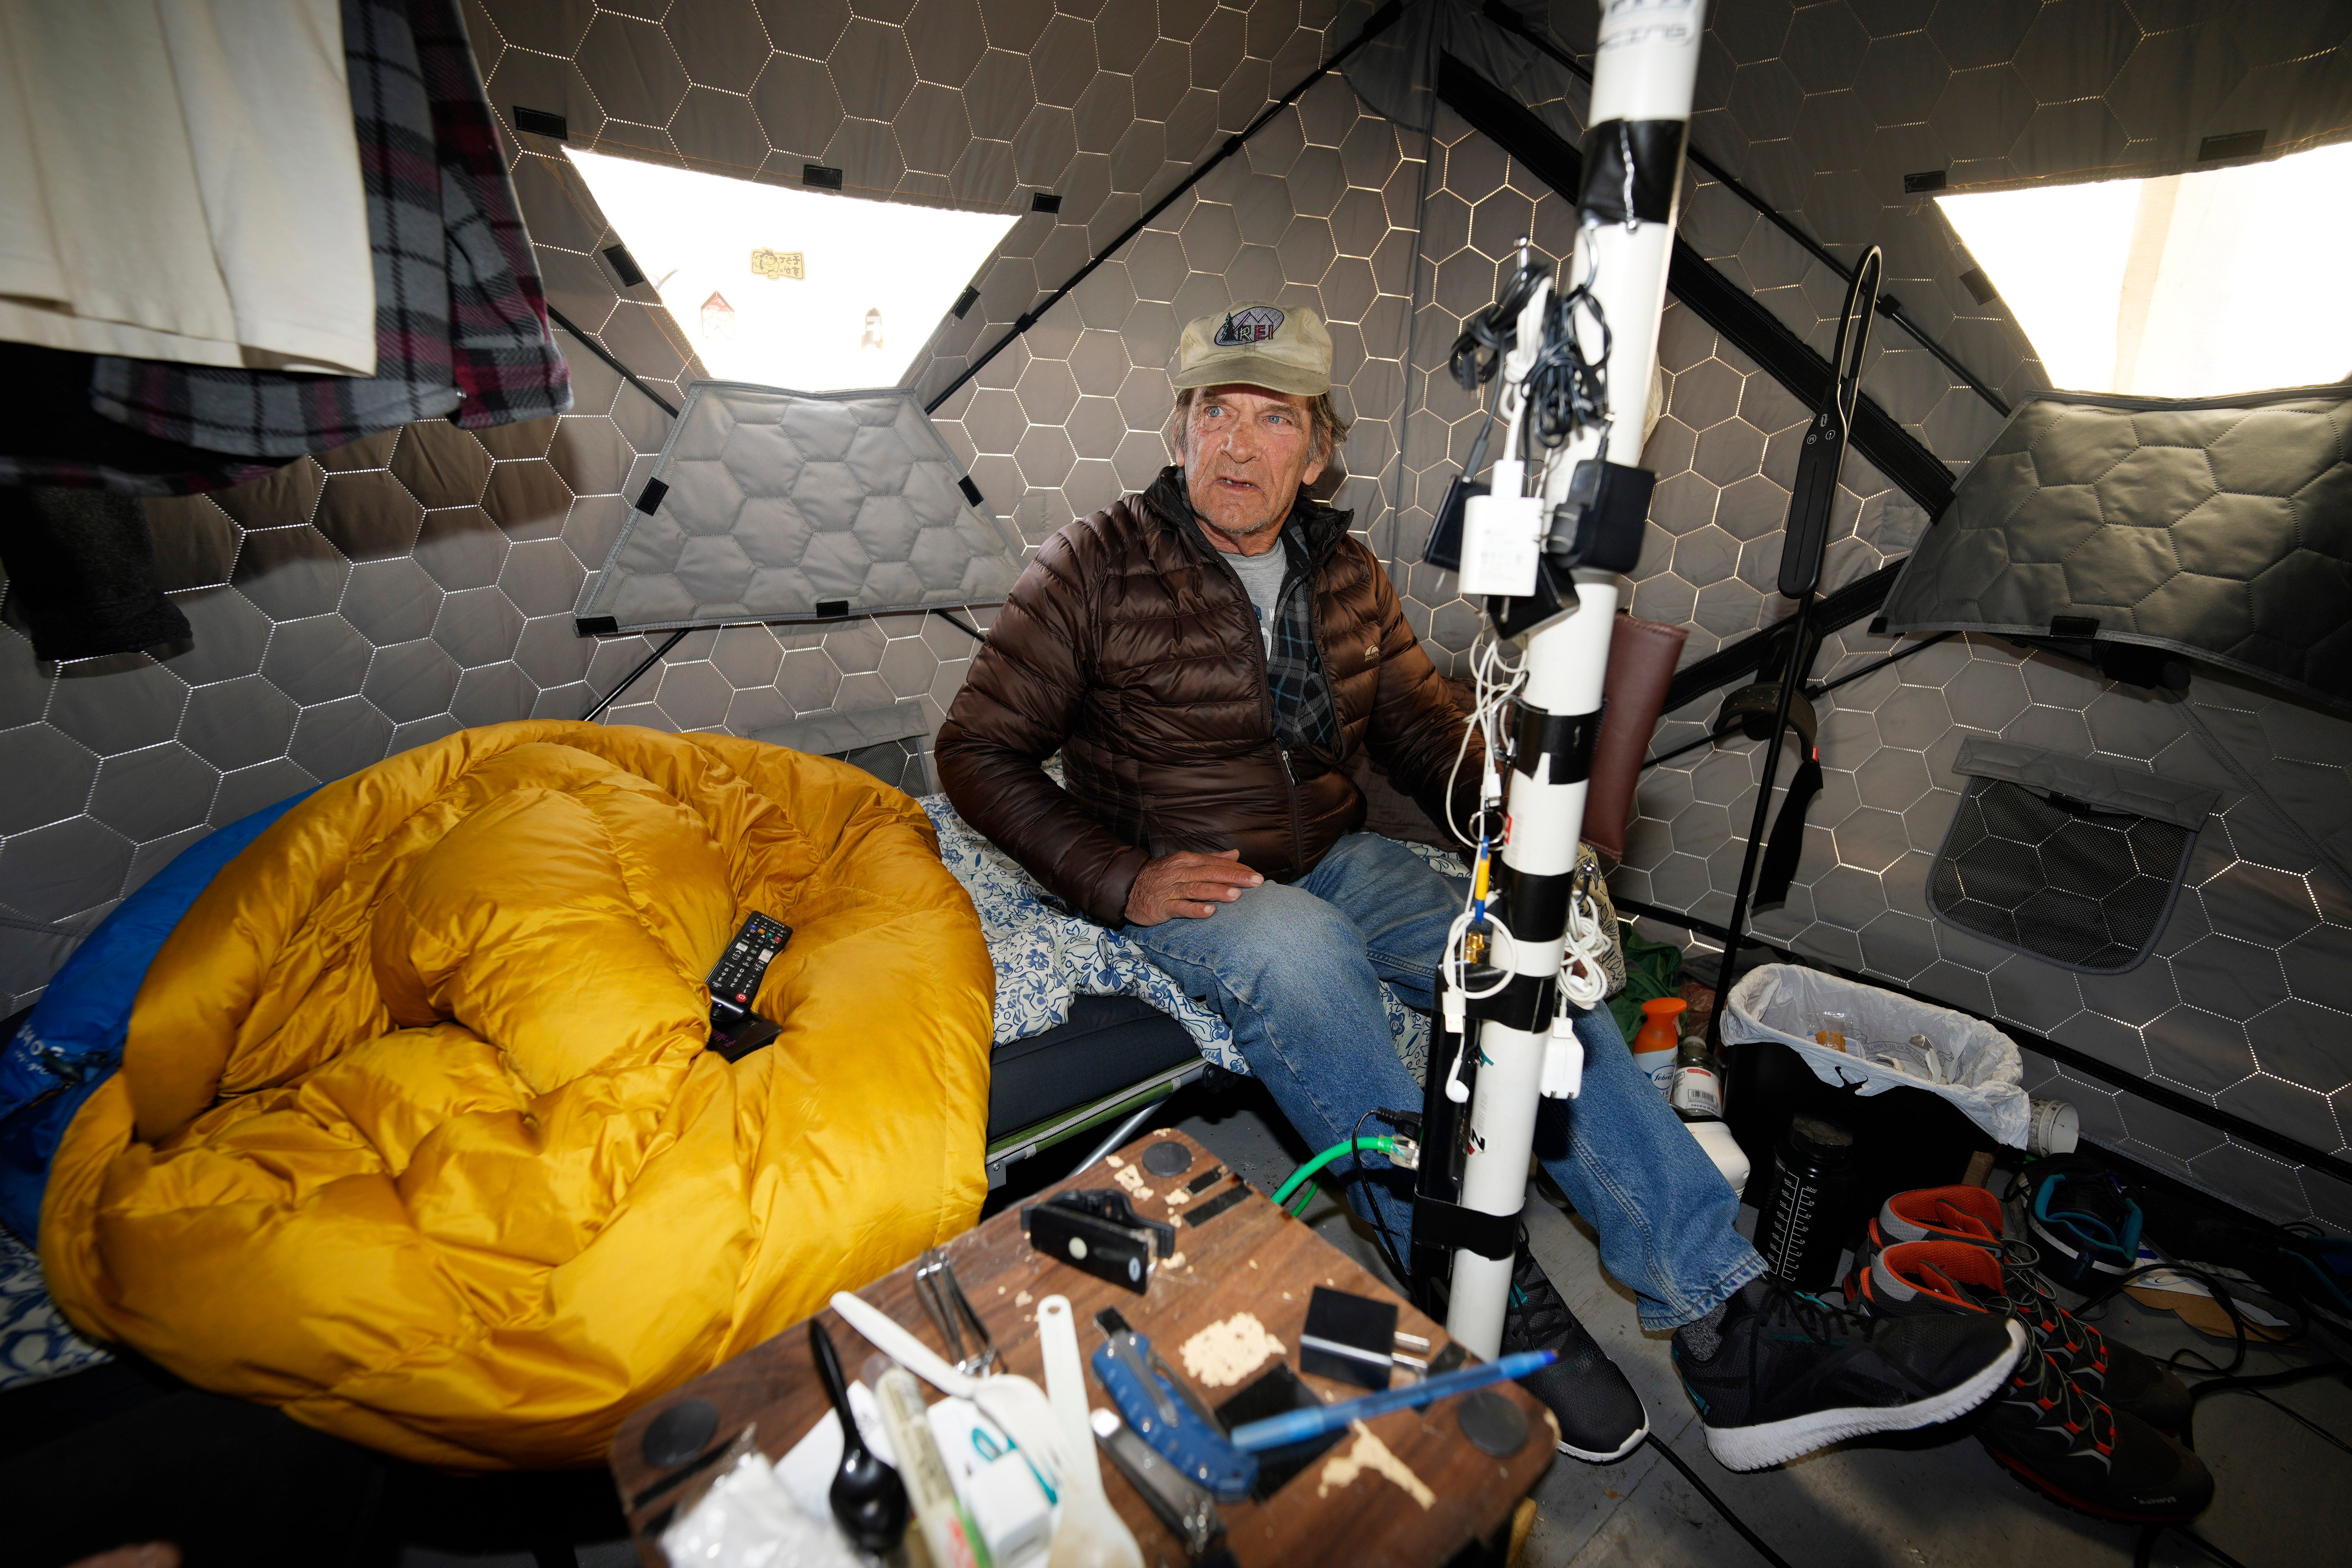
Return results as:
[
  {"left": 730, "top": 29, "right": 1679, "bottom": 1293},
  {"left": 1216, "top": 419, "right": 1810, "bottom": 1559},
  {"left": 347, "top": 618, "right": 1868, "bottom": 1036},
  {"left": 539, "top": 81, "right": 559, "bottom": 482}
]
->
[{"left": 1441, "top": 0, "right": 1708, "bottom": 1359}]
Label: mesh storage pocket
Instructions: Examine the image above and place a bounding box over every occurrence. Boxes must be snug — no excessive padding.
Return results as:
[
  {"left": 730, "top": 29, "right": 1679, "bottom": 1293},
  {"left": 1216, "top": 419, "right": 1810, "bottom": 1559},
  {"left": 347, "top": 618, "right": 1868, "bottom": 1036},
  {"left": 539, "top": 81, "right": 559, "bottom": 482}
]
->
[{"left": 1929, "top": 738, "right": 2216, "bottom": 974}]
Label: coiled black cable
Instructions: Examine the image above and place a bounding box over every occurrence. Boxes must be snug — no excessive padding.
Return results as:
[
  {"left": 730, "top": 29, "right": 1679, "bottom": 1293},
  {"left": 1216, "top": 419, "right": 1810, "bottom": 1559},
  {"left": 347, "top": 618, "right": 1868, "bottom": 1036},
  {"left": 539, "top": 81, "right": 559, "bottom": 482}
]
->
[
  {"left": 1523, "top": 273, "right": 1612, "bottom": 451},
  {"left": 1449, "top": 252, "right": 1551, "bottom": 393}
]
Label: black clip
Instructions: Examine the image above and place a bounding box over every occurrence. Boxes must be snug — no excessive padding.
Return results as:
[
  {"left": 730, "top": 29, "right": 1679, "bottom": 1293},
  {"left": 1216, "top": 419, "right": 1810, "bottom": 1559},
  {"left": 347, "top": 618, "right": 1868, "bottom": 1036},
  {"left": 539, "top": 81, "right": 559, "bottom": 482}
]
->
[
  {"left": 1545, "top": 459, "right": 1653, "bottom": 574},
  {"left": 1036, "top": 1189, "right": 1176, "bottom": 1256},
  {"left": 1021, "top": 1189, "right": 1178, "bottom": 1294}
]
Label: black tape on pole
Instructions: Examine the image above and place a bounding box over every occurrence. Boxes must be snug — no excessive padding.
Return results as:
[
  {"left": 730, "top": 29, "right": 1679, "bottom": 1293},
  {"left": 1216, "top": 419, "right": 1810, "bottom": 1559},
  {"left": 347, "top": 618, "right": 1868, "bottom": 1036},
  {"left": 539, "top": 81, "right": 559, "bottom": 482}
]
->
[
  {"left": 1408, "top": 1195, "right": 1522, "bottom": 1261},
  {"left": 1514, "top": 705, "right": 1605, "bottom": 786},
  {"left": 1504, "top": 869, "right": 1572, "bottom": 944},
  {"left": 1576, "top": 119, "right": 1687, "bottom": 226},
  {"left": 1465, "top": 971, "right": 1552, "bottom": 1035}
]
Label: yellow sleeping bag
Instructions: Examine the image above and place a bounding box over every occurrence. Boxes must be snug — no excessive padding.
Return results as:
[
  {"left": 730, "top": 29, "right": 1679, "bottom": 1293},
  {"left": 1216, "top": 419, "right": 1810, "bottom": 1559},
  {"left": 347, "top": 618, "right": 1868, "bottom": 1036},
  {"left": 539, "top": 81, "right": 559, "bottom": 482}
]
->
[{"left": 38, "top": 721, "right": 994, "bottom": 1468}]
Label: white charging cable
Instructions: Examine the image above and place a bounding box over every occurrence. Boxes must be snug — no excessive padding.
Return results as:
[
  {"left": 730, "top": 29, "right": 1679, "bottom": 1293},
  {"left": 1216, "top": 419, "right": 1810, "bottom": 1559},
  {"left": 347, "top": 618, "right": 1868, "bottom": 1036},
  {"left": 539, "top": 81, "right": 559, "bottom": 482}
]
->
[
  {"left": 1444, "top": 631, "right": 1526, "bottom": 848},
  {"left": 1439, "top": 906, "right": 1517, "bottom": 1102},
  {"left": 1558, "top": 876, "right": 1612, "bottom": 1009}
]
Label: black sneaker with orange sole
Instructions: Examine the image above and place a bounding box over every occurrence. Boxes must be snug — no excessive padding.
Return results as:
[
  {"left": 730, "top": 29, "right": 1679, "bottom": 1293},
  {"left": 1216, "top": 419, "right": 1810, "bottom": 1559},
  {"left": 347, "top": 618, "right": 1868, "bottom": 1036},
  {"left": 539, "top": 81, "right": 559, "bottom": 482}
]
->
[
  {"left": 1853, "top": 1183, "right": 2190, "bottom": 1431},
  {"left": 1861, "top": 1240, "right": 2213, "bottom": 1522}
]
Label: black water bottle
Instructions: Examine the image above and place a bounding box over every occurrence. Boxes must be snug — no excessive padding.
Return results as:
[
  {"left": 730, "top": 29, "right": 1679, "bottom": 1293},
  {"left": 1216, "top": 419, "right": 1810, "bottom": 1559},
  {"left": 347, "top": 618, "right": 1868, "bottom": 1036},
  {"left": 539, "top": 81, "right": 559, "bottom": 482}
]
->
[{"left": 1757, "top": 1114, "right": 1854, "bottom": 1291}]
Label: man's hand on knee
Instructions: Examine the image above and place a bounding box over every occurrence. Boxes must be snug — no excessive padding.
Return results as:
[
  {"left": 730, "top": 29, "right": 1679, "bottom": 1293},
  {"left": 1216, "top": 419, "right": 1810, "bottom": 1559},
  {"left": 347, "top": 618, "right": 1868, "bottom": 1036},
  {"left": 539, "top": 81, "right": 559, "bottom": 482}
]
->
[{"left": 1124, "top": 848, "right": 1264, "bottom": 925}]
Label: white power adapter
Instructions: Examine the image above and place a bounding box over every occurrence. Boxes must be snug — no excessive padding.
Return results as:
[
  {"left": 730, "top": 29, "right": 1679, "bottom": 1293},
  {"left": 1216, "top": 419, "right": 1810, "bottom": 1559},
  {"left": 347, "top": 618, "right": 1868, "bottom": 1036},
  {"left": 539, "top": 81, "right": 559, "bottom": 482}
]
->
[
  {"left": 1540, "top": 1013, "right": 1583, "bottom": 1099},
  {"left": 1457, "top": 460, "right": 1542, "bottom": 597}
]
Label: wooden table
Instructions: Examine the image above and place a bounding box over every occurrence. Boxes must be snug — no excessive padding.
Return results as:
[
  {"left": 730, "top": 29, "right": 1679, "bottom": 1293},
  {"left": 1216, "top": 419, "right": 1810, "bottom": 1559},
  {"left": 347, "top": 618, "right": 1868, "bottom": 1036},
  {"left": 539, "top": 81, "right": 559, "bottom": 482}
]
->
[{"left": 609, "top": 1130, "right": 1555, "bottom": 1565}]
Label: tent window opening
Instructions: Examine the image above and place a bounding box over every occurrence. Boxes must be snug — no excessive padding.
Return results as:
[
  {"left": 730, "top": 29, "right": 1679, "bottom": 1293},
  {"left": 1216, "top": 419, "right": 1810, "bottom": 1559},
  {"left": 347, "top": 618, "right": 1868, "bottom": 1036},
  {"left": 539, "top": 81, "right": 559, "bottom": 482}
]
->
[
  {"left": 567, "top": 149, "right": 1016, "bottom": 392},
  {"left": 1928, "top": 739, "right": 2217, "bottom": 975},
  {"left": 1936, "top": 141, "right": 2352, "bottom": 398}
]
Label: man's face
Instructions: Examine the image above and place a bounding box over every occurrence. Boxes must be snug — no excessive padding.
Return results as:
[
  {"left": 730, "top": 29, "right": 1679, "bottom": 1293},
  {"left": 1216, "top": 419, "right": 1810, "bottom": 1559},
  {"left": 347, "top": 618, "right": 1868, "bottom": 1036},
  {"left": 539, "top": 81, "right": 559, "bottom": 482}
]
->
[{"left": 1179, "top": 384, "right": 1326, "bottom": 552}]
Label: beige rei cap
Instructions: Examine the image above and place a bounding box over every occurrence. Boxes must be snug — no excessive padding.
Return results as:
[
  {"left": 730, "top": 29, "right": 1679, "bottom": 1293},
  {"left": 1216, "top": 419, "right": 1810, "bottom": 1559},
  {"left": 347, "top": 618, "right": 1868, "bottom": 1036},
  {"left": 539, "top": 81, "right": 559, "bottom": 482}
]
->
[{"left": 1171, "top": 301, "right": 1332, "bottom": 397}]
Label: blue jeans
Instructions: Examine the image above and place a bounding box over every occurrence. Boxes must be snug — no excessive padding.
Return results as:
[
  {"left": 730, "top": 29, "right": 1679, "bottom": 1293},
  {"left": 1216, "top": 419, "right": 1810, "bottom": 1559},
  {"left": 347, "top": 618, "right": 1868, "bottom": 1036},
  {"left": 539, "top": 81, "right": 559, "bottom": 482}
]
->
[{"left": 1122, "top": 832, "right": 1765, "bottom": 1330}]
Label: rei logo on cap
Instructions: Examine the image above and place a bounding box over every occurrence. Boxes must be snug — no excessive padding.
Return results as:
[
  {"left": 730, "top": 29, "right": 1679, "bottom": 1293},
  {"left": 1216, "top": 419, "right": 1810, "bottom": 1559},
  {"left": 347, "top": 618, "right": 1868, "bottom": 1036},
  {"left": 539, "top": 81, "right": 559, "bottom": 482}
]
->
[{"left": 1214, "top": 305, "right": 1286, "bottom": 346}]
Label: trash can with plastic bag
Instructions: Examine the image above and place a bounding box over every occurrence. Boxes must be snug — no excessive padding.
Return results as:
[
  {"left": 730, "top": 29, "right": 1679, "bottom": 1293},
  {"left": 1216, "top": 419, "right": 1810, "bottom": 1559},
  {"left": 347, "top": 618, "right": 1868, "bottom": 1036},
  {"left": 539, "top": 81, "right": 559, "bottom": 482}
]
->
[{"left": 1719, "top": 965, "right": 2030, "bottom": 1234}]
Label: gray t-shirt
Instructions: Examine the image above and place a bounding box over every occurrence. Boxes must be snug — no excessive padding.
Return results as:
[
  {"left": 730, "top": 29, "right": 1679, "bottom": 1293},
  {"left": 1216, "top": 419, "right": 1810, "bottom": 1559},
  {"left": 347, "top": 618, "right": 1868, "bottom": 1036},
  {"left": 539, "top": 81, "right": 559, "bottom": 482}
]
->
[{"left": 1224, "top": 545, "right": 1290, "bottom": 658}]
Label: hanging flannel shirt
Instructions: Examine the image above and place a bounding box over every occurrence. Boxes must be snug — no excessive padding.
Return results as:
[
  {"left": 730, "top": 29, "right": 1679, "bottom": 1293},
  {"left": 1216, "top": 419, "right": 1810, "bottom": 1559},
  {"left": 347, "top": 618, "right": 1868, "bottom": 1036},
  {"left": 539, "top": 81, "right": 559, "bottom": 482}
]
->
[{"left": 79, "top": 0, "right": 569, "bottom": 462}]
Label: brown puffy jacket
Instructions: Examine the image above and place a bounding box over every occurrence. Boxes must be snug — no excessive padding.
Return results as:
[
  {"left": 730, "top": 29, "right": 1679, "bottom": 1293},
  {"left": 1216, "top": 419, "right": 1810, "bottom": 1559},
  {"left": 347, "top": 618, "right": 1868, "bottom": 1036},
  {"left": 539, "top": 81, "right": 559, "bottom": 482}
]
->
[{"left": 937, "top": 468, "right": 1484, "bottom": 927}]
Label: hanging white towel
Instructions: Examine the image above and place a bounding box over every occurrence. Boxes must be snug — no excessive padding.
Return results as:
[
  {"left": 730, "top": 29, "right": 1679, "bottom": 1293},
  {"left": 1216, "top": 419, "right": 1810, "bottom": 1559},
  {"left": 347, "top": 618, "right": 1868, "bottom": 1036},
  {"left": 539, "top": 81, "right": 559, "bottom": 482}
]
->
[{"left": 0, "top": 0, "right": 376, "bottom": 374}]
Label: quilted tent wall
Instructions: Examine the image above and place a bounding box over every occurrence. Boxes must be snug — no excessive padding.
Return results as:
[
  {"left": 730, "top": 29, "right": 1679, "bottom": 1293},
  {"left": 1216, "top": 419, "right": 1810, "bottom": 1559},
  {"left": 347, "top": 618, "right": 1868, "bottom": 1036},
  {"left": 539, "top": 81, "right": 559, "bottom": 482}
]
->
[{"left": 5, "top": 0, "right": 2351, "bottom": 1233}]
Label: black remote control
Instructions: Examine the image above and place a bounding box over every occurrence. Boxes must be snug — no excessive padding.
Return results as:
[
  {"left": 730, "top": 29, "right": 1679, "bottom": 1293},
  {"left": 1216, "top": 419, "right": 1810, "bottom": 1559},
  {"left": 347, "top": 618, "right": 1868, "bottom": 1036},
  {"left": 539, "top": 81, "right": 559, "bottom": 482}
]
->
[{"left": 707, "top": 912, "right": 792, "bottom": 1022}]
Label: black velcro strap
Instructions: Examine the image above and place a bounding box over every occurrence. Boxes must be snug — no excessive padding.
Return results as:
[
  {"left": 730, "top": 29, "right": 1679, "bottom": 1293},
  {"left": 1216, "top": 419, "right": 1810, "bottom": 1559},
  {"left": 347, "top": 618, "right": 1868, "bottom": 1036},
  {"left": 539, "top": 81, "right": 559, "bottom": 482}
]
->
[
  {"left": 1576, "top": 119, "right": 1688, "bottom": 226},
  {"left": 1411, "top": 1194, "right": 1522, "bottom": 1261},
  {"left": 1715, "top": 682, "right": 1818, "bottom": 748},
  {"left": 1753, "top": 753, "right": 1823, "bottom": 910},
  {"left": 1514, "top": 703, "right": 1604, "bottom": 786},
  {"left": 1464, "top": 971, "right": 1552, "bottom": 1034},
  {"left": 958, "top": 475, "right": 984, "bottom": 508},
  {"left": 634, "top": 478, "right": 668, "bottom": 514}
]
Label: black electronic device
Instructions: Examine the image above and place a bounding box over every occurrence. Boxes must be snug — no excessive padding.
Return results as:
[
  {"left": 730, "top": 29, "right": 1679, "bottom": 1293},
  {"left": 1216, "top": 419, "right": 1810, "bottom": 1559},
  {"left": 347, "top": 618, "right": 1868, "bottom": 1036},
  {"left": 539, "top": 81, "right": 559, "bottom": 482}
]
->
[
  {"left": 1298, "top": 1287, "right": 1400, "bottom": 1391},
  {"left": 1021, "top": 1189, "right": 1175, "bottom": 1294},
  {"left": 707, "top": 1012, "right": 783, "bottom": 1063},
  {"left": 707, "top": 912, "right": 792, "bottom": 1021},
  {"left": 1545, "top": 458, "right": 1653, "bottom": 573},
  {"left": 1485, "top": 457, "right": 1656, "bottom": 641},
  {"left": 705, "top": 913, "right": 792, "bottom": 1062}
]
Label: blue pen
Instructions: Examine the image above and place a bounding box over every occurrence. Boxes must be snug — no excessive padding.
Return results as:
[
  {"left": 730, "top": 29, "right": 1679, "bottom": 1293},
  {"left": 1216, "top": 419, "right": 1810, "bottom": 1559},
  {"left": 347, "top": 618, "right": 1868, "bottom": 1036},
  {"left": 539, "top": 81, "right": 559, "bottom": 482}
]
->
[{"left": 1227, "top": 1349, "right": 1556, "bottom": 1453}]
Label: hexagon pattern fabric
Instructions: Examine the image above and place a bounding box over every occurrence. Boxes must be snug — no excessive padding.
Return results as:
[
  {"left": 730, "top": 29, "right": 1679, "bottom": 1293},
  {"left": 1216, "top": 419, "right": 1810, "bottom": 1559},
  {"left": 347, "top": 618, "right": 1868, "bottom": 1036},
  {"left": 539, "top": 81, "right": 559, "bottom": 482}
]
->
[
  {"left": 577, "top": 385, "right": 1023, "bottom": 630},
  {"left": 1884, "top": 388, "right": 2352, "bottom": 712},
  {"left": 6, "top": 0, "right": 2352, "bottom": 1238}
]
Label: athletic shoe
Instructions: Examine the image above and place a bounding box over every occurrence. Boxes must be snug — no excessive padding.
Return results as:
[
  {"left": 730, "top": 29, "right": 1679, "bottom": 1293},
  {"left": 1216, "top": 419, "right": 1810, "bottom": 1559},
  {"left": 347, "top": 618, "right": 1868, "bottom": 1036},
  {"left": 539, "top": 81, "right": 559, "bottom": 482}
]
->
[
  {"left": 1670, "top": 1275, "right": 2025, "bottom": 1472},
  {"left": 1864, "top": 1240, "right": 2213, "bottom": 1522},
  {"left": 1854, "top": 1184, "right": 2190, "bottom": 1431},
  {"left": 2017, "top": 1156, "right": 2143, "bottom": 1294},
  {"left": 1501, "top": 1249, "right": 1648, "bottom": 1462}
]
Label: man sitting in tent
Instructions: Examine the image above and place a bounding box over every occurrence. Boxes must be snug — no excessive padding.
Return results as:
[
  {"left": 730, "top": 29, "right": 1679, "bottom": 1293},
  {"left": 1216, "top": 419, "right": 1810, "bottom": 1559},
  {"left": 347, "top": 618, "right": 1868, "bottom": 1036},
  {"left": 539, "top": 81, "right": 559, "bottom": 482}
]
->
[{"left": 936, "top": 300, "right": 2024, "bottom": 1470}]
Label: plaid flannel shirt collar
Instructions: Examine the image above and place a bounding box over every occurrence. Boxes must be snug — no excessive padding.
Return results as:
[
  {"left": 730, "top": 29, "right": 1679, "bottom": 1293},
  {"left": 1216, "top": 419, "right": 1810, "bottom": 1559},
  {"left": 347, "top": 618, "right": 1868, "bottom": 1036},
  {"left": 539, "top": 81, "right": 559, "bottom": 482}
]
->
[
  {"left": 1145, "top": 467, "right": 1344, "bottom": 755},
  {"left": 1264, "top": 526, "right": 1338, "bottom": 753}
]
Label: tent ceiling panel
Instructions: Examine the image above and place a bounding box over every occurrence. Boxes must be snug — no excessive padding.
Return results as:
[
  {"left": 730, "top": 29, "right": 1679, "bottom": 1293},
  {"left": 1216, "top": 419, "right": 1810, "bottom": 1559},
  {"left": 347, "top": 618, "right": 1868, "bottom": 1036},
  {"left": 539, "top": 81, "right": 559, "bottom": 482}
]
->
[
  {"left": 1885, "top": 386, "right": 2352, "bottom": 711},
  {"left": 576, "top": 384, "right": 1023, "bottom": 632}
]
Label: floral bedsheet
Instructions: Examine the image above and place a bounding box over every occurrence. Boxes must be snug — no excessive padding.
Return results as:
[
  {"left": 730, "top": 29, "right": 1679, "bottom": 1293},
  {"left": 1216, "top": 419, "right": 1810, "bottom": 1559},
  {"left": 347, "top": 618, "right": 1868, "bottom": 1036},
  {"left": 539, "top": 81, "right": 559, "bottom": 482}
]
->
[{"left": 918, "top": 791, "right": 1454, "bottom": 1083}]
